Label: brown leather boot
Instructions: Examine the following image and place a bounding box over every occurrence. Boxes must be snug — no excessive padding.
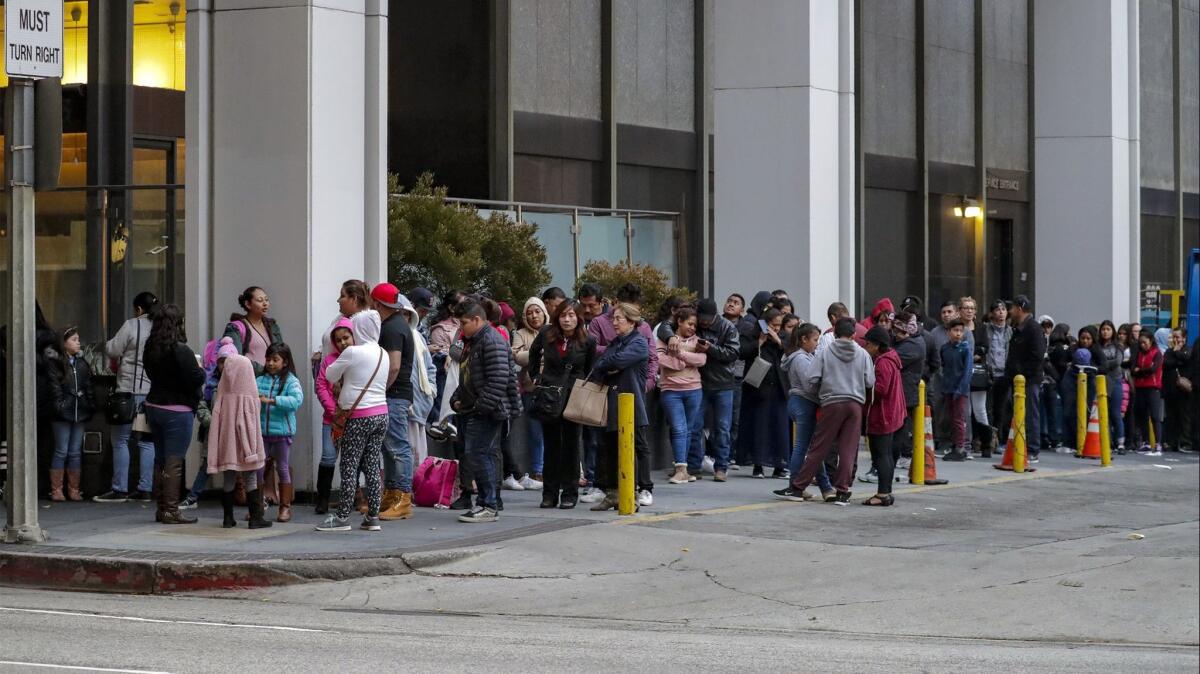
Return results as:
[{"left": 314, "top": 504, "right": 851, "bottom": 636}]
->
[
  {"left": 66, "top": 469, "right": 83, "bottom": 501},
  {"left": 159, "top": 457, "right": 197, "bottom": 525},
  {"left": 49, "top": 469, "right": 65, "bottom": 502},
  {"left": 152, "top": 467, "right": 164, "bottom": 522},
  {"left": 234, "top": 473, "right": 247, "bottom": 506},
  {"left": 355, "top": 487, "right": 368, "bottom": 514},
  {"left": 276, "top": 483, "right": 294, "bottom": 522},
  {"left": 380, "top": 491, "right": 413, "bottom": 520},
  {"left": 262, "top": 458, "right": 278, "bottom": 505}
]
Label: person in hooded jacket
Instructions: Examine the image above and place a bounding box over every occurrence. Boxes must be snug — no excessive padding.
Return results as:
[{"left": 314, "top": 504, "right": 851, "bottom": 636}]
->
[
  {"left": 1161, "top": 328, "right": 1190, "bottom": 452},
  {"left": 1062, "top": 325, "right": 1105, "bottom": 446},
  {"left": 512, "top": 296, "right": 549, "bottom": 487},
  {"left": 313, "top": 317, "right": 355, "bottom": 514},
  {"left": 891, "top": 311, "right": 927, "bottom": 465},
  {"left": 735, "top": 290, "right": 773, "bottom": 467},
  {"left": 737, "top": 306, "right": 790, "bottom": 478},
  {"left": 863, "top": 326, "right": 904, "bottom": 505},
  {"left": 400, "top": 296, "right": 438, "bottom": 466},
  {"left": 859, "top": 298, "right": 896, "bottom": 333},
  {"left": 317, "top": 310, "right": 390, "bottom": 532},
  {"left": 1042, "top": 323, "right": 1073, "bottom": 449},
  {"left": 1132, "top": 330, "right": 1164, "bottom": 455},
  {"left": 207, "top": 353, "right": 273, "bottom": 529},
  {"left": 793, "top": 318, "right": 875, "bottom": 504}
]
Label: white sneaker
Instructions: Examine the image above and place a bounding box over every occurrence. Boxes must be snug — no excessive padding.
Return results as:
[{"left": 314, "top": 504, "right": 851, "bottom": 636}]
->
[
  {"left": 518, "top": 474, "right": 543, "bottom": 490},
  {"left": 502, "top": 475, "right": 525, "bottom": 491},
  {"left": 895, "top": 457, "right": 911, "bottom": 470},
  {"left": 636, "top": 489, "right": 653, "bottom": 507},
  {"left": 1145, "top": 449, "right": 1163, "bottom": 457},
  {"left": 701, "top": 456, "right": 716, "bottom": 475},
  {"left": 578, "top": 486, "right": 604, "bottom": 503}
]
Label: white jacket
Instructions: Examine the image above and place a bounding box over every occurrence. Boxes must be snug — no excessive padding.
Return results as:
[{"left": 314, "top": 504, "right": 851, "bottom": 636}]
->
[
  {"left": 324, "top": 310, "right": 388, "bottom": 412},
  {"left": 105, "top": 315, "right": 152, "bottom": 395}
]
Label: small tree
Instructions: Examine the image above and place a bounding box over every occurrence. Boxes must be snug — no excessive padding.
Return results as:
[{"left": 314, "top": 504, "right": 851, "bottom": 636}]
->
[
  {"left": 574, "top": 260, "right": 694, "bottom": 318},
  {"left": 388, "top": 173, "right": 550, "bottom": 302}
]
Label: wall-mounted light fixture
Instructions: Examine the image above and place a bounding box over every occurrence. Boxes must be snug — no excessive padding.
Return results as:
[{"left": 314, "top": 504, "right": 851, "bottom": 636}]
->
[{"left": 954, "top": 197, "right": 981, "bottom": 219}]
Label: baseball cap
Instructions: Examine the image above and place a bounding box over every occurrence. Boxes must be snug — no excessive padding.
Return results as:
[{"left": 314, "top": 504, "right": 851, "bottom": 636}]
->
[
  {"left": 696, "top": 298, "right": 718, "bottom": 322},
  {"left": 370, "top": 282, "right": 403, "bottom": 309},
  {"left": 1012, "top": 295, "right": 1032, "bottom": 311},
  {"left": 409, "top": 287, "right": 434, "bottom": 311}
]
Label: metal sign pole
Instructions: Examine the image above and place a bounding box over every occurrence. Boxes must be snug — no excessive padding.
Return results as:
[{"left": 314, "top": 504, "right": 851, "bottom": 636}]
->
[{"left": 4, "top": 77, "right": 45, "bottom": 543}]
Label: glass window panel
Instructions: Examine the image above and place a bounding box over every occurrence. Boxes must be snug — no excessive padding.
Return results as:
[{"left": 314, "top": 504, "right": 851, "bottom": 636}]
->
[
  {"left": 520, "top": 212, "right": 577, "bottom": 292},
  {"left": 133, "top": 0, "right": 186, "bottom": 90},
  {"left": 578, "top": 214, "right": 628, "bottom": 273},
  {"left": 630, "top": 217, "right": 676, "bottom": 286}
]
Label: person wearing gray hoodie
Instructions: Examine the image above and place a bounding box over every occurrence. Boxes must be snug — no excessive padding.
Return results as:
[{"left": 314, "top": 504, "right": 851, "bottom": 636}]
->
[{"left": 791, "top": 318, "right": 876, "bottom": 504}]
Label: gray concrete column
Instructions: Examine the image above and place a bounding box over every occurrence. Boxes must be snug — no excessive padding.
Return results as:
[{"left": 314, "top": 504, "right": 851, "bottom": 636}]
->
[
  {"left": 185, "top": 0, "right": 388, "bottom": 491},
  {"left": 1033, "top": 0, "right": 1140, "bottom": 328},
  {"left": 713, "top": 0, "right": 855, "bottom": 320}
]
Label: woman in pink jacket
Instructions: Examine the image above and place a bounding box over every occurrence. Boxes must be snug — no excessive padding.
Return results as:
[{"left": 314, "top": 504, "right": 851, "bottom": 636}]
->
[
  {"left": 314, "top": 317, "right": 354, "bottom": 513},
  {"left": 863, "top": 325, "right": 906, "bottom": 506},
  {"left": 207, "top": 353, "right": 272, "bottom": 529},
  {"left": 656, "top": 307, "right": 708, "bottom": 484}
]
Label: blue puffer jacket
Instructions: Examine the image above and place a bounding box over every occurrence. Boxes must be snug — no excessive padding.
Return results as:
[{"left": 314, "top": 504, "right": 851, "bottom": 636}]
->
[{"left": 256, "top": 371, "right": 304, "bottom": 437}]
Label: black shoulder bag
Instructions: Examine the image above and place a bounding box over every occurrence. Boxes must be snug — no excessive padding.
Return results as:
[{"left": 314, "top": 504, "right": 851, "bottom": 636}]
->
[{"left": 106, "top": 320, "right": 141, "bottom": 425}]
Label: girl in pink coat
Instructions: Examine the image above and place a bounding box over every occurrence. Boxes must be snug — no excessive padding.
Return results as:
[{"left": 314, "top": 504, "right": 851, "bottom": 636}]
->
[
  {"left": 207, "top": 353, "right": 272, "bottom": 529},
  {"left": 313, "top": 317, "right": 354, "bottom": 513}
]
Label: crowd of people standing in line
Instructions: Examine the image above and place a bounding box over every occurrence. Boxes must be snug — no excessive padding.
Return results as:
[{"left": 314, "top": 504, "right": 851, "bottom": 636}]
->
[{"left": 7, "top": 279, "right": 1196, "bottom": 527}]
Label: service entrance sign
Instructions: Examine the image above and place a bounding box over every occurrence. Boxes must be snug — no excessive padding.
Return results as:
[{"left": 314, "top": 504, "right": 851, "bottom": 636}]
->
[{"left": 5, "top": 0, "right": 63, "bottom": 79}]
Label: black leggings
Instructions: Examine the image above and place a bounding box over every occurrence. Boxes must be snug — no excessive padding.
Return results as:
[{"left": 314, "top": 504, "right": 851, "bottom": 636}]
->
[
  {"left": 867, "top": 432, "right": 896, "bottom": 495},
  {"left": 1134, "top": 387, "right": 1162, "bottom": 447}
]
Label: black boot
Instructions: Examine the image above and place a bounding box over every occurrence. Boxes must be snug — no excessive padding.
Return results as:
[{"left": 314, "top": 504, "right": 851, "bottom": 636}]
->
[
  {"left": 315, "top": 465, "right": 334, "bottom": 515},
  {"left": 449, "top": 490, "right": 473, "bottom": 510},
  {"left": 247, "top": 489, "right": 273, "bottom": 529},
  {"left": 221, "top": 490, "right": 237, "bottom": 528}
]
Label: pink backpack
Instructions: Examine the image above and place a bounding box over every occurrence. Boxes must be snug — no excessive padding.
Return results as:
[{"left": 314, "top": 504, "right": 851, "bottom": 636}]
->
[{"left": 412, "top": 457, "right": 459, "bottom": 508}]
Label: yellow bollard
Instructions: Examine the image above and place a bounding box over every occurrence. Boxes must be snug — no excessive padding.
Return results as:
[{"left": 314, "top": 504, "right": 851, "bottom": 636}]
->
[
  {"left": 1075, "top": 370, "right": 1088, "bottom": 457},
  {"left": 911, "top": 381, "right": 925, "bottom": 485},
  {"left": 617, "top": 392, "right": 636, "bottom": 515},
  {"left": 1013, "top": 375, "right": 1027, "bottom": 473},
  {"left": 1096, "top": 374, "right": 1111, "bottom": 467},
  {"left": 1148, "top": 416, "right": 1157, "bottom": 447}
]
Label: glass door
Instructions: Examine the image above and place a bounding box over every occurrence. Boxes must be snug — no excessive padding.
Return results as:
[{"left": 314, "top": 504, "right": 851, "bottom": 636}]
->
[{"left": 130, "top": 140, "right": 178, "bottom": 305}]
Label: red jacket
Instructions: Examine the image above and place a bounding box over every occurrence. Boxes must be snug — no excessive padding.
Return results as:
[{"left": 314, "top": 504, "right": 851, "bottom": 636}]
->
[
  {"left": 1133, "top": 346, "right": 1163, "bottom": 389},
  {"left": 866, "top": 349, "right": 906, "bottom": 434}
]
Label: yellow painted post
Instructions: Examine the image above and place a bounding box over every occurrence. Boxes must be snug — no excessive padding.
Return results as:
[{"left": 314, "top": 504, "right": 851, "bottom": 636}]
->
[
  {"left": 1075, "top": 370, "right": 1088, "bottom": 457},
  {"left": 911, "top": 381, "right": 925, "bottom": 485},
  {"left": 1096, "top": 374, "right": 1111, "bottom": 466},
  {"left": 1149, "top": 417, "right": 1157, "bottom": 448},
  {"left": 617, "top": 393, "right": 636, "bottom": 515},
  {"left": 1013, "top": 375, "right": 1027, "bottom": 473}
]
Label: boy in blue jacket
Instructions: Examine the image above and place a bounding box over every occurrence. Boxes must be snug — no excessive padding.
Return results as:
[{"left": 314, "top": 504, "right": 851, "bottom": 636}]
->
[{"left": 940, "top": 318, "right": 973, "bottom": 461}]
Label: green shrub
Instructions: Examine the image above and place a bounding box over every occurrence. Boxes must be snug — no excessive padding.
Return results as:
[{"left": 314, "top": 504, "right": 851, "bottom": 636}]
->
[
  {"left": 574, "top": 260, "right": 695, "bottom": 318},
  {"left": 388, "top": 173, "right": 551, "bottom": 302}
]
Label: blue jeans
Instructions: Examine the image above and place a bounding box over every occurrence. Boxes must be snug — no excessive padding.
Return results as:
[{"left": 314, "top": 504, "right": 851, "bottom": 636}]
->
[
  {"left": 187, "top": 461, "right": 208, "bottom": 499},
  {"left": 661, "top": 388, "right": 703, "bottom": 466},
  {"left": 522, "top": 393, "right": 544, "bottom": 475},
  {"left": 583, "top": 426, "right": 601, "bottom": 485},
  {"left": 787, "top": 395, "right": 831, "bottom": 492},
  {"left": 146, "top": 406, "right": 194, "bottom": 467},
  {"left": 462, "top": 414, "right": 503, "bottom": 509},
  {"left": 51, "top": 420, "right": 85, "bottom": 470},
  {"left": 110, "top": 393, "right": 154, "bottom": 492},
  {"left": 383, "top": 398, "right": 413, "bottom": 491},
  {"left": 1040, "top": 383, "right": 1063, "bottom": 446},
  {"left": 701, "top": 388, "right": 734, "bottom": 472},
  {"left": 1107, "top": 376, "right": 1125, "bottom": 445},
  {"left": 320, "top": 422, "right": 337, "bottom": 467}
]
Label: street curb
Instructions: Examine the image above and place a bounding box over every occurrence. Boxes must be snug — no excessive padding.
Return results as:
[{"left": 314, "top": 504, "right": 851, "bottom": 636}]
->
[{"left": 0, "top": 549, "right": 415, "bottom": 594}]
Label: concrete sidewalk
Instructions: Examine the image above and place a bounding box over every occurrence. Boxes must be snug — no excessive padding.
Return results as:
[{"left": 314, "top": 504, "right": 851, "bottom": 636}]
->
[{"left": 1, "top": 449, "right": 1193, "bottom": 593}]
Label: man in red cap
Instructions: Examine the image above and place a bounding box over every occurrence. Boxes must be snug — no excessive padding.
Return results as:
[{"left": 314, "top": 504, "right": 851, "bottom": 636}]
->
[{"left": 371, "top": 282, "right": 417, "bottom": 520}]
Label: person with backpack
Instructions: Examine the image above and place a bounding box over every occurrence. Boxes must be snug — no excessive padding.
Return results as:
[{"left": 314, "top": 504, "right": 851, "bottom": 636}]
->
[
  {"left": 95, "top": 291, "right": 158, "bottom": 503},
  {"left": 257, "top": 343, "right": 303, "bottom": 522},
  {"left": 527, "top": 299, "right": 596, "bottom": 509},
  {"left": 47, "top": 327, "right": 96, "bottom": 501},
  {"left": 223, "top": 286, "right": 285, "bottom": 375}
]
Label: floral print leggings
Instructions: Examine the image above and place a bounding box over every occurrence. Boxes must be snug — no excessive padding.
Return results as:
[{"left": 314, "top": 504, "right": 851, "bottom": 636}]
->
[{"left": 335, "top": 414, "right": 388, "bottom": 519}]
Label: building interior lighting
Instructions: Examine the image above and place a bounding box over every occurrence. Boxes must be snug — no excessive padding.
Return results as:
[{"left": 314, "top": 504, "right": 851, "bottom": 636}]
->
[{"left": 955, "top": 198, "right": 981, "bottom": 219}]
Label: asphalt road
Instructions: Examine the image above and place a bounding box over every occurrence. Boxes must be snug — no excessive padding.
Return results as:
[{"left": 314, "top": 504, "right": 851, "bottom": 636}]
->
[{"left": 1, "top": 455, "right": 1197, "bottom": 673}]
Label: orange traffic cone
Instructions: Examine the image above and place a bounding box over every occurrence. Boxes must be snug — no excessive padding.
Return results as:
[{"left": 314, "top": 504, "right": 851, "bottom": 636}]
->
[
  {"left": 1079, "top": 405, "right": 1102, "bottom": 459},
  {"left": 913, "top": 405, "right": 948, "bottom": 485},
  {"left": 994, "top": 417, "right": 1038, "bottom": 472}
]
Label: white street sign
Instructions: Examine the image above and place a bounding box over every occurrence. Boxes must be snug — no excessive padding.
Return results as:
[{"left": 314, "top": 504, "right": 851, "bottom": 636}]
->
[{"left": 5, "top": 0, "right": 63, "bottom": 79}]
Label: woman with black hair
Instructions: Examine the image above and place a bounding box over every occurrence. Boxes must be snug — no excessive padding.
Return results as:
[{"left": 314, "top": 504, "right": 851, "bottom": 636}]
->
[
  {"left": 96, "top": 291, "right": 159, "bottom": 503},
  {"left": 1062, "top": 325, "right": 1105, "bottom": 447},
  {"left": 738, "top": 306, "right": 790, "bottom": 479},
  {"left": 1043, "top": 323, "right": 1073, "bottom": 449},
  {"left": 1098, "top": 320, "right": 1127, "bottom": 453},
  {"left": 223, "top": 286, "right": 284, "bottom": 376},
  {"left": 142, "top": 304, "right": 206, "bottom": 524}
]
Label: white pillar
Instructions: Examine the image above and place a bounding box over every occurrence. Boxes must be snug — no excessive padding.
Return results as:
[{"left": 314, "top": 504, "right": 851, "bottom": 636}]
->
[
  {"left": 713, "top": 0, "right": 854, "bottom": 320},
  {"left": 185, "top": 0, "right": 388, "bottom": 490},
  {"left": 1034, "top": 0, "right": 1140, "bottom": 329}
]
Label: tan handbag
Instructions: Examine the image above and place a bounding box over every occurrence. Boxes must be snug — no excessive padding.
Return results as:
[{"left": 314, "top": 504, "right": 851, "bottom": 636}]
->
[{"left": 562, "top": 379, "right": 610, "bottom": 427}]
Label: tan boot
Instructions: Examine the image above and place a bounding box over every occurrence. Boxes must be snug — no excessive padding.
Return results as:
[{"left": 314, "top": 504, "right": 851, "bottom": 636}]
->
[
  {"left": 66, "top": 469, "right": 83, "bottom": 501},
  {"left": 379, "top": 487, "right": 401, "bottom": 513},
  {"left": 668, "top": 464, "right": 691, "bottom": 484},
  {"left": 234, "top": 473, "right": 247, "bottom": 506},
  {"left": 49, "top": 469, "right": 65, "bottom": 502},
  {"left": 276, "top": 483, "right": 294, "bottom": 522},
  {"left": 262, "top": 458, "right": 278, "bottom": 505},
  {"left": 380, "top": 491, "right": 413, "bottom": 521}
]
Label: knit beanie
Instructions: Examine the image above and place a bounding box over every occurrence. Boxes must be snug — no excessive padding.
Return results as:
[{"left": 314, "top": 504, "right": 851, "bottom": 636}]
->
[
  {"left": 1072, "top": 347, "right": 1092, "bottom": 366},
  {"left": 217, "top": 337, "right": 239, "bottom": 360},
  {"left": 904, "top": 314, "right": 920, "bottom": 337}
]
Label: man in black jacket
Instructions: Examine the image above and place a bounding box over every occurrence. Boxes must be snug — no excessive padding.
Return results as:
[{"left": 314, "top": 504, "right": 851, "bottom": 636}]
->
[
  {"left": 452, "top": 299, "right": 520, "bottom": 523},
  {"left": 657, "top": 298, "right": 741, "bottom": 481},
  {"left": 997, "top": 295, "right": 1047, "bottom": 461}
]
